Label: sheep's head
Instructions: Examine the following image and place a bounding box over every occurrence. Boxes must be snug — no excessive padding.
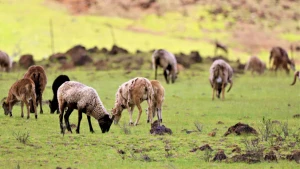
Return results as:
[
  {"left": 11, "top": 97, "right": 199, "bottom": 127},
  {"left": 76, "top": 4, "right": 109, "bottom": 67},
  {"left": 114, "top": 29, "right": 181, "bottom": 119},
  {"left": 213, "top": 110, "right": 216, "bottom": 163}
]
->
[
  {"left": 98, "top": 114, "right": 114, "bottom": 133},
  {"left": 48, "top": 100, "right": 56, "bottom": 114},
  {"left": 111, "top": 104, "right": 125, "bottom": 125},
  {"left": 290, "top": 59, "right": 296, "bottom": 71},
  {"left": 2, "top": 100, "right": 10, "bottom": 116}
]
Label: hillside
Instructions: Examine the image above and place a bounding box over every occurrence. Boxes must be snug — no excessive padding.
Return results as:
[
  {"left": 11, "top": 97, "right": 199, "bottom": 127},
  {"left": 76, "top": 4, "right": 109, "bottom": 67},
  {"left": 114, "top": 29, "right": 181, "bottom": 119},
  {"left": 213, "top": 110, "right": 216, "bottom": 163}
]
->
[{"left": 0, "top": 0, "right": 300, "bottom": 63}]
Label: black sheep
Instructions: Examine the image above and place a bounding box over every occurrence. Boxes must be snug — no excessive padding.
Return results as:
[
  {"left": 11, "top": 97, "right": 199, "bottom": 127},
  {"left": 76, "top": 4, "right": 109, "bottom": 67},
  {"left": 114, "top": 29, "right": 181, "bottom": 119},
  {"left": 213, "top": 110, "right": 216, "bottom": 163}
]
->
[{"left": 49, "top": 75, "right": 70, "bottom": 114}]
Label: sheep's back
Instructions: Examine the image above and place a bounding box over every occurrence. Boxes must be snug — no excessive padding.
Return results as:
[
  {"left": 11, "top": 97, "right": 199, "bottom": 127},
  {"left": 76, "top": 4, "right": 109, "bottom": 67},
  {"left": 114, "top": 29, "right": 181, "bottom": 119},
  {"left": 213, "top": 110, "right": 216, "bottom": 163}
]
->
[{"left": 152, "top": 49, "right": 178, "bottom": 73}]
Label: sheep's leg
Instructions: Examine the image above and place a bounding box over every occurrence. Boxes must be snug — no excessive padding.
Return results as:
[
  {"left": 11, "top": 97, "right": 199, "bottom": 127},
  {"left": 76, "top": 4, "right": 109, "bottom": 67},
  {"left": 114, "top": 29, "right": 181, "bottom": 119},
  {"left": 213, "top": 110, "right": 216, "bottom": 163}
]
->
[
  {"left": 8, "top": 102, "right": 12, "bottom": 117},
  {"left": 86, "top": 115, "right": 94, "bottom": 133},
  {"left": 20, "top": 101, "right": 24, "bottom": 118},
  {"left": 39, "top": 95, "right": 43, "bottom": 114},
  {"left": 157, "top": 108, "right": 162, "bottom": 123},
  {"left": 134, "top": 104, "right": 143, "bottom": 126},
  {"left": 221, "top": 83, "right": 225, "bottom": 100},
  {"left": 163, "top": 69, "right": 169, "bottom": 84},
  {"left": 23, "top": 100, "right": 30, "bottom": 119},
  {"left": 64, "top": 108, "right": 73, "bottom": 133},
  {"left": 155, "top": 65, "right": 158, "bottom": 80},
  {"left": 212, "top": 84, "right": 215, "bottom": 100},
  {"left": 59, "top": 103, "right": 65, "bottom": 134},
  {"left": 128, "top": 105, "right": 134, "bottom": 125},
  {"left": 283, "top": 64, "right": 289, "bottom": 74}
]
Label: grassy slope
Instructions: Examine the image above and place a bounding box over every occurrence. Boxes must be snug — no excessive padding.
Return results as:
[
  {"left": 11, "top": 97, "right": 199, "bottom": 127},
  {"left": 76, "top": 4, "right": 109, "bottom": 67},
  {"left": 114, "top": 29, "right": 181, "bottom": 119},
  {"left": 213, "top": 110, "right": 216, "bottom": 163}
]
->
[
  {"left": 0, "top": 0, "right": 252, "bottom": 62},
  {"left": 0, "top": 66, "right": 300, "bottom": 168}
]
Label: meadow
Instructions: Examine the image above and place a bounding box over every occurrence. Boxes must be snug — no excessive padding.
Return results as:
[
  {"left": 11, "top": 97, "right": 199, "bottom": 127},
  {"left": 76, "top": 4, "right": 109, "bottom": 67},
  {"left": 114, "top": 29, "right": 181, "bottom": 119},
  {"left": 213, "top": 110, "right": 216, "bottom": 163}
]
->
[
  {"left": 0, "top": 65, "right": 300, "bottom": 168},
  {"left": 1, "top": 0, "right": 300, "bottom": 168}
]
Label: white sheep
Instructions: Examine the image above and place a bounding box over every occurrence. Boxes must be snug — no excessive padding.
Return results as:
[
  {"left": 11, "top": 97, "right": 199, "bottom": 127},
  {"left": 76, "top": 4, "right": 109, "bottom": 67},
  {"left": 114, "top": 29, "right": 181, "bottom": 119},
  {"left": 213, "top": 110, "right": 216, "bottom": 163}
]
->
[
  {"left": 209, "top": 59, "right": 233, "bottom": 100},
  {"left": 112, "top": 77, "right": 154, "bottom": 126},
  {"left": 57, "top": 81, "right": 113, "bottom": 134},
  {"left": 152, "top": 49, "right": 178, "bottom": 84}
]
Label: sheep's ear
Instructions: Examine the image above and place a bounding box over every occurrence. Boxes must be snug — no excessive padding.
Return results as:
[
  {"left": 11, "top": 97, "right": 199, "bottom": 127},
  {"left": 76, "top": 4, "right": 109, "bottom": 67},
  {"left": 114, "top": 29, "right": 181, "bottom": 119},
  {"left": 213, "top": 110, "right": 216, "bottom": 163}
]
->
[
  {"left": 111, "top": 115, "right": 115, "bottom": 121},
  {"left": 0, "top": 97, "right": 7, "bottom": 104}
]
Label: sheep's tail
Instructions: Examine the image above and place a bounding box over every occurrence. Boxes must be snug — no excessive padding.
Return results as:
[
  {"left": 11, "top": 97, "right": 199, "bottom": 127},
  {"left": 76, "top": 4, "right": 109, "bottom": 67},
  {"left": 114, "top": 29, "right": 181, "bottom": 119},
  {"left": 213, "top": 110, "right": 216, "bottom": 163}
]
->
[
  {"left": 291, "top": 71, "right": 299, "bottom": 86},
  {"left": 227, "top": 80, "right": 233, "bottom": 93}
]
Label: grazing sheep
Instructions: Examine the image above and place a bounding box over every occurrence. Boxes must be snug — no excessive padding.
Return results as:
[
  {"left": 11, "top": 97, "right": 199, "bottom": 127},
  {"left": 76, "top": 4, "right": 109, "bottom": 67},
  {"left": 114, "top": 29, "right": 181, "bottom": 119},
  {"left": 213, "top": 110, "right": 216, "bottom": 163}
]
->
[
  {"left": 0, "top": 50, "right": 12, "bottom": 72},
  {"left": 112, "top": 77, "right": 154, "bottom": 125},
  {"left": 57, "top": 81, "right": 113, "bottom": 134},
  {"left": 150, "top": 80, "right": 165, "bottom": 123},
  {"left": 209, "top": 59, "right": 233, "bottom": 100},
  {"left": 269, "top": 47, "right": 295, "bottom": 74},
  {"left": 214, "top": 40, "right": 228, "bottom": 56},
  {"left": 49, "top": 75, "right": 70, "bottom": 114},
  {"left": 23, "top": 65, "right": 47, "bottom": 114},
  {"left": 291, "top": 71, "right": 300, "bottom": 85},
  {"left": 152, "top": 49, "right": 178, "bottom": 84},
  {"left": 244, "top": 56, "right": 266, "bottom": 75},
  {"left": 2, "top": 78, "right": 37, "bottom": 119}
]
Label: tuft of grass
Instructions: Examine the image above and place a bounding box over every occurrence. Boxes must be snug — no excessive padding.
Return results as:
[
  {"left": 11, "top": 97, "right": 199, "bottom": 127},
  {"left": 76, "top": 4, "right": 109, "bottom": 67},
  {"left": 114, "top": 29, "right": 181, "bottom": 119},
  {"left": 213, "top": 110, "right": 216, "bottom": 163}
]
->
[{"left": 13, "top": 131, "right": 30, "bottom": 144}]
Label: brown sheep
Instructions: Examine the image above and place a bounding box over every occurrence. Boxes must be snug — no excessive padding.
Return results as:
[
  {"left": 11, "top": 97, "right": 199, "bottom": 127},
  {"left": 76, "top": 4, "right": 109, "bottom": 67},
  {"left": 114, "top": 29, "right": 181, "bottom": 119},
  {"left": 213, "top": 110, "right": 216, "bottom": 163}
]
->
[
  {"left": 244, "top": 56, "right": 266, "bottom": 75},
  {"left": 291, "top": 71, "right": 300, "bottom": 85},
  {"left": 149, "top": 80, "right": 165, "bottom": 123},
  {"left": 209, "top": 59, "right": 233, "bottom": 100},
  {"left": 23, "top": 65, "right": 47, "bottom": 114},
  {"left": 112, "top": 77, "right": 154, "bottom": 126},
  {"left": 2, "top": 78, "right": 37, "bottom": 119},
  {"left": 0, "top": 50, "right": 12, "bottom": 72},
  {"left": 269, "top": 47, "right": 295, "bottom": 74}
]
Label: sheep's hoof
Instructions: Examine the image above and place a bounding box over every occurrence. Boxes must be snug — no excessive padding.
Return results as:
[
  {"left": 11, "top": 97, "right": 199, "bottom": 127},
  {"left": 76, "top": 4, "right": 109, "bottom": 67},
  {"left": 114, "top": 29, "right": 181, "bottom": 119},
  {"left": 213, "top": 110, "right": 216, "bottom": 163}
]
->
[
  {"left": 21, "top": 115, "right": 24, "bottom": 118},
  {"left": 76, "top": 130, "right": 80, "bottom": 134},
  {"left": 35, "top": 115, "right": 38, "bottom": 119},
  {"left": 27, "top": 116, "right": 30, "bottom": 119},
  {"left": 134, "top": 123, "right": 138, "bottom": 126},
  {"left": 147, "top": 119, "right": 150, "bottom": 123},
  {"left": 129, "top": 122, "right": 134, "bottom": 126},
  {"left": 90, "top": 130, "right": 95, "bottom": 133},
  {"left": 160, "top": 119, "right": 162, "bottom": 123},
  {"left": 40, "top": 111, "right": 43, "bottom": 114}
]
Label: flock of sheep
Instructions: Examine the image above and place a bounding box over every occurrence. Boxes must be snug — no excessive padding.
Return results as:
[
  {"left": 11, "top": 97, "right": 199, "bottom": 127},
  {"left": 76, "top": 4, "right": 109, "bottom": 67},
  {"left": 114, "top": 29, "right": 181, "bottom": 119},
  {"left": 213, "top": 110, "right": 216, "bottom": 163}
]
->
[{"left": 0, "top": 46, "right": 299, "bottom": 134}]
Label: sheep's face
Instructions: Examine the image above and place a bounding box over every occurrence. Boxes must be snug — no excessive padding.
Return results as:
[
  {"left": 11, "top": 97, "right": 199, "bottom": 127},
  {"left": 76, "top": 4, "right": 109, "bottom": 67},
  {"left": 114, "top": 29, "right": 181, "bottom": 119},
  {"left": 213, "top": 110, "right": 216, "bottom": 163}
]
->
[
  {"left": 111, "top": 106, "right": 124, "bottom": 124},
  {"left": 98, "top": 114, "right": 114, "bottom": 133},
  {"left": 48, "top": 100, "right": 56, "bottom": 113},
  {"left": 2, "top": 102, "right": 10, "bottom": 115},
  {"left": 290, "top": 60, "right": 296, "bottom": 71}
]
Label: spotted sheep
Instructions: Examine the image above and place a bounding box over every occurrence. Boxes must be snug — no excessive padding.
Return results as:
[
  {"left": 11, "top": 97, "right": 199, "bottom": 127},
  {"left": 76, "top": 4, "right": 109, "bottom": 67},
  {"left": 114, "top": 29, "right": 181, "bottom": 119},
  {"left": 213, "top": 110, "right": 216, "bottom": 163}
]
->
[
  {"left": 57, "top": 81, "right": 113, "bottom": 134},
  {"left": 112, "top": 77, "right": 154, "bottom": 126}
]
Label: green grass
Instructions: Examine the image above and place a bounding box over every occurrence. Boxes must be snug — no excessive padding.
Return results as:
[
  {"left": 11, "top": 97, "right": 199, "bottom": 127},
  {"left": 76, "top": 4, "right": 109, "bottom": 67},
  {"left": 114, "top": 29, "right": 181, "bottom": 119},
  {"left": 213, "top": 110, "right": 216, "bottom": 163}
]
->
[{"left": 0, "top": 65, "right": 300, "bottom": 168}]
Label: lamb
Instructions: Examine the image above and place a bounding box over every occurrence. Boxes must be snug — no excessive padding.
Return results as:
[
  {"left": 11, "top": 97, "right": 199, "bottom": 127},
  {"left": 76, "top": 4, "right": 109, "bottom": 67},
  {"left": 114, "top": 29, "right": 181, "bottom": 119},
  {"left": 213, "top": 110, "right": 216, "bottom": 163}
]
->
[
  {"left": 23, "top": 65, "right": 47, "bottom": 114},
  {"left": 244, "top": 56, "right": 266, "bottom": 75},
  {"left": 49, "top": 75, "right": 70, "bottom": 114},
  {"left": 291, "top": 71, "right": 300, "bottom": 85},
  {"left": 152, "top": 49, "right": 178, "bottom": 84},
  {"left": 57, "top": 81, "right": 113, "bottom": 134},
  {"left": 149, "top": 80, "right": 165, "bottom": 123},
  {"left": 2, "top": 78, "right": 37, "bottom": 119},
  {"left": 209, "top": 59, "right": 233, "bottom": 100},
  {"left": 0, "top": 50, "right": 12, "bottom": 72},
  {"left": 112, "top": 77, "right": 154, "bottom": 126},
  {"left": 269, "top": 47, "right": 295, "bottom": 74}
]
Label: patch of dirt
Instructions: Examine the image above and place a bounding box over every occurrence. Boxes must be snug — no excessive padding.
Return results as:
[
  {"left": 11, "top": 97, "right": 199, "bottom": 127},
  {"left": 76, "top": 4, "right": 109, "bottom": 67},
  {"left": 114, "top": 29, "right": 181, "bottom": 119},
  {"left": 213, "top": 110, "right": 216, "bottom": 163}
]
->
[
  {"left": 212, "top": 150, "right": 227, "bottom": 161},
  {"left": 286, "top": 150, "right": 300, "bottom": 163},
  {"left": 150, "top": 120, "right": 172, "bottom": 135},
  {"left": 264, "top": 150, "right": 278, "bottom": 162},
  {"left": 293, "top": 114, "right": 300, "bottom": 118},
  {"left": 224, "top": 122, "right": 258, "bottom": 136},
  {"left": 190, "top": 144, "right": 213, "bottom": 152},
  {"left": 231, "top": 151, "right": 263, "bottom": 164}
]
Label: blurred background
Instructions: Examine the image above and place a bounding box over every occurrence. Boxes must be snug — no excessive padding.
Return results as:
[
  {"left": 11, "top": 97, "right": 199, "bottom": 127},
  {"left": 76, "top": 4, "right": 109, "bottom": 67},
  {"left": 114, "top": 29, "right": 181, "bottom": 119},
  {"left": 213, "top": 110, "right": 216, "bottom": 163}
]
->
[{"left": 1, "top": 0, "right": 300, "bottom": 69}]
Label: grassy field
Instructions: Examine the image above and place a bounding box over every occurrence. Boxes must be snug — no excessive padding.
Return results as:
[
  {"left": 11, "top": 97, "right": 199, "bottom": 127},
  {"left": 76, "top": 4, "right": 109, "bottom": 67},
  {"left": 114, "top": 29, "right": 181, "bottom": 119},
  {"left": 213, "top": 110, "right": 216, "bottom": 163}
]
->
[
  {"left": 0, "top": 64, "right": 300, "bottom": 168},
  {"left": 4, "top": 0, "right": 300, "bottom": 64}
]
